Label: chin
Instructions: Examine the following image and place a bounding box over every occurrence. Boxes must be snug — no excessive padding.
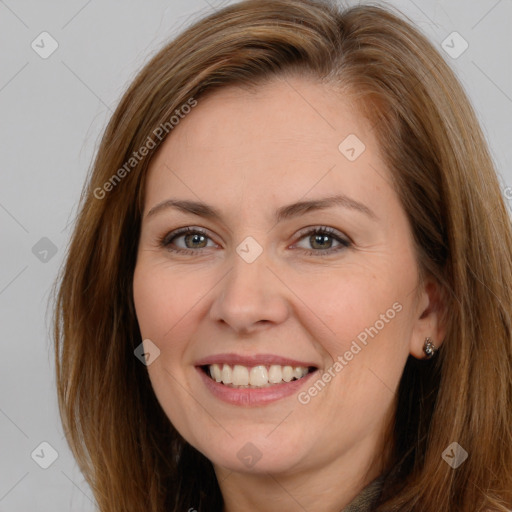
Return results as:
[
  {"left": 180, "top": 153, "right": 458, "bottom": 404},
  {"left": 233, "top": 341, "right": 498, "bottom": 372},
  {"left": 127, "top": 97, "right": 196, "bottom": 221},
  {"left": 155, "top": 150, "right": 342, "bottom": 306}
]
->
[{"left": 192, "top": 430, "right": 309, "bottom": 475}]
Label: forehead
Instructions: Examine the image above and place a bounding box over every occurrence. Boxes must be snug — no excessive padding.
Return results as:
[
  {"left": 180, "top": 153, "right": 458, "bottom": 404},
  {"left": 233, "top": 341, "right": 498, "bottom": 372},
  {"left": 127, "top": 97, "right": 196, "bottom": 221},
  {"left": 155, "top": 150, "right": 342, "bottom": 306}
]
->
[
  {"left": 168, "top": 77, "right": 367, "bottom": 155},
  {"left": 144, "top": 76, "right": 390, "bottom": 212}
]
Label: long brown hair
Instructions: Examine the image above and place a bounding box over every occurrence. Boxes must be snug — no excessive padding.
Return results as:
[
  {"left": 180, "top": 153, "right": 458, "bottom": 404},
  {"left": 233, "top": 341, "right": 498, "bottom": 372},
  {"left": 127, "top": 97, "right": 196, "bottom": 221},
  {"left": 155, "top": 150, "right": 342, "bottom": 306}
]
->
[{"left": 53, "top": 1, "right": 512, "bottom": 510}]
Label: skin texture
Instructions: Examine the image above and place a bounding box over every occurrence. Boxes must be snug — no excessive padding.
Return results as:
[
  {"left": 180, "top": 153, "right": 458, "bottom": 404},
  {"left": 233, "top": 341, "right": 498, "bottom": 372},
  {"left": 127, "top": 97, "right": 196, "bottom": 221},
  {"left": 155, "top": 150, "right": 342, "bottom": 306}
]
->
[{"left": 133, "top": 75, "right": 446, "bottom": 512}]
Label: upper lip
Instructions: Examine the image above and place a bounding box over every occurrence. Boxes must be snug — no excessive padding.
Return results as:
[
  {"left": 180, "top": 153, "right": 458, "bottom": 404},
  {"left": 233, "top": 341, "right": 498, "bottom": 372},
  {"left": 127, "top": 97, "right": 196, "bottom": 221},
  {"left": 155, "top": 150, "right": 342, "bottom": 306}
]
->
[{"left": 195, "top": 353, "right": 319, "bottom": 368}]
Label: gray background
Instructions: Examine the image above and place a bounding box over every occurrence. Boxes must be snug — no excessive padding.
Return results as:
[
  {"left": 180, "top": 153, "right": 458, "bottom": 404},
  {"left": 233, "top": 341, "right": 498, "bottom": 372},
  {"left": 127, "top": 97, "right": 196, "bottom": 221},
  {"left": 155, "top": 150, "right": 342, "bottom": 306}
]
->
[{"left": 0, "top": 0, "right": 510, "bottom": 510}]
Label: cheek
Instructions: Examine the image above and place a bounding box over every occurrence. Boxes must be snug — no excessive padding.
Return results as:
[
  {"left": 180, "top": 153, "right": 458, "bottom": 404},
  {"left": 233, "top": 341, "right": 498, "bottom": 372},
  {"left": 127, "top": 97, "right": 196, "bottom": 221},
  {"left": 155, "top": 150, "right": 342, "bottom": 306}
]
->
[
  {"left": 291, "top": 262, "right": 415, "bottom": 412},
  {"left": 132, "top": 262, "right": 204, "bottom": 346},
  {"left": 132, "top": 262, "right": 205, "bottom": 436},
  {"left": 292, "top": 268, "right": 398, "bottom": 349}
]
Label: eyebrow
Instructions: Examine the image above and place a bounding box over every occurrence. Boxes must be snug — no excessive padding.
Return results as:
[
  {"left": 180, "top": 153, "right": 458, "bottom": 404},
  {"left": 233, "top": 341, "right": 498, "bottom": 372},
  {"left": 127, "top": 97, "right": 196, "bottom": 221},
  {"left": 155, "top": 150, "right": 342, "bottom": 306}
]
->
[{"left": 145, "top": 194, "right": 377, "bottom": 222}]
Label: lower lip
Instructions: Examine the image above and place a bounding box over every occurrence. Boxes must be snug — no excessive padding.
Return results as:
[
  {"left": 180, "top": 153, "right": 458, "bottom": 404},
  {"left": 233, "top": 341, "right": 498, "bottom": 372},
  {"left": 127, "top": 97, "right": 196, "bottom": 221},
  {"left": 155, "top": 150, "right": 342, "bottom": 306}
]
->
[{"left": 196, "top": 367, "right": 318, "bottom": 406}]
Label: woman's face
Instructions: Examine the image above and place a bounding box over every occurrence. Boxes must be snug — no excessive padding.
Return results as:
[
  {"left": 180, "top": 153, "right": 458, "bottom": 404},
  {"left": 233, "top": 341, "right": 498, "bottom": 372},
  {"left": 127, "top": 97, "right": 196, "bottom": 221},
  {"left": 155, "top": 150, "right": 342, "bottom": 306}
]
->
[{"left": 133, "top": 76, "right": 441, "bottom": 479}]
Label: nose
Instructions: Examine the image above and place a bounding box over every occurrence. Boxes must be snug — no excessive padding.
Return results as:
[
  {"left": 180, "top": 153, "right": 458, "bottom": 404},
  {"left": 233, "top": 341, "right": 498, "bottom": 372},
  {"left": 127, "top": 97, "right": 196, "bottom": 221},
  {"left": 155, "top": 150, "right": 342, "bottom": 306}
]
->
[{"left": 209, "top": 249, "right": 290, "bottom": 335}]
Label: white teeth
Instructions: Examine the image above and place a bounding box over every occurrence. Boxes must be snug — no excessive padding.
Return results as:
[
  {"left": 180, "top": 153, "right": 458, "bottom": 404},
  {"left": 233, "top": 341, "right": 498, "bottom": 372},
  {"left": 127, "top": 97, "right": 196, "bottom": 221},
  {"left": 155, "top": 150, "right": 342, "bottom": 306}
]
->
[
  {"left": 211, "top": 363, "right": 222, "bottom": 382},
  {"left": 207, "top": 363, "right": 311, "bottom": 387},
  {"left": 249, "top": 365, "right": 268, "bottom": 386},
  {"left": 232, "top": 365, "right": 249, "bottom": 386},
  {"left": 268, "top": 365, "right": 282, "bottom": 383},
  {"left": 293, "top": 367, "right": 303, "bottom": 379},
  {"left": 221, "top": 364, "right": 232, "bottom": 384},
  {"left": 282, "top": 366, "right": 293, "bottom": 382}
]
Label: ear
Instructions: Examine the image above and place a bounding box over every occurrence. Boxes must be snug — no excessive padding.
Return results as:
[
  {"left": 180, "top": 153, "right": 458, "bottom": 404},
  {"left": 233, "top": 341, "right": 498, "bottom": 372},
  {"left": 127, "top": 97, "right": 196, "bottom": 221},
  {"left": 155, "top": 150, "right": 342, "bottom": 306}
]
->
[{"left": 409, "top": 275, "right": 448, "bottom": 359}]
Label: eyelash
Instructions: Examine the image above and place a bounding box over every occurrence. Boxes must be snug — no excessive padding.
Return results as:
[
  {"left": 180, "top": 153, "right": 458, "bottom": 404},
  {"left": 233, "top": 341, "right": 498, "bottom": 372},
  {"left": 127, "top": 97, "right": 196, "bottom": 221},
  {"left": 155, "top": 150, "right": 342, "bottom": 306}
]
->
[{"left": 158, "top": 226, "right": 352, "bottom": 257}]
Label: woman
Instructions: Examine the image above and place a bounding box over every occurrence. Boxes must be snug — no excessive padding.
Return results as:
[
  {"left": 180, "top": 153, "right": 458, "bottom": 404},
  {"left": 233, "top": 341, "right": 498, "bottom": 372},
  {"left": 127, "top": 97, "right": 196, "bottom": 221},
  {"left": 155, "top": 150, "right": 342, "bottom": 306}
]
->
[{"left": 53, "top": 0, "right": 512, "bottom": 510}]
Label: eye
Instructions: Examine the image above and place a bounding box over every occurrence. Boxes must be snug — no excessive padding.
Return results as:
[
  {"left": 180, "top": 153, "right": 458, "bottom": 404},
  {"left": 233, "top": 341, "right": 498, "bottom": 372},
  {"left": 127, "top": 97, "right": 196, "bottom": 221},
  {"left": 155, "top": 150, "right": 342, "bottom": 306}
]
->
[
  {"left": 158, "top": 225, "right": 351, "bottom": 257},
  {"left": 159, "top": 227, "right": 217, "bottom": 255},
  {"left": 292, "top": 226, "right": 351, "bottom": 256}
]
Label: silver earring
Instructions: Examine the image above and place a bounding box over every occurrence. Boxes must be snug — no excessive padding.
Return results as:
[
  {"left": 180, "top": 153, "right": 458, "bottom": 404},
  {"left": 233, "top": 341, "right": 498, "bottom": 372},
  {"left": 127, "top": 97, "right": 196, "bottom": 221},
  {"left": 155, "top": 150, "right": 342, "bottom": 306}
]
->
[{"left": 423, "top": 337, "right": 437, "bottom": 359}]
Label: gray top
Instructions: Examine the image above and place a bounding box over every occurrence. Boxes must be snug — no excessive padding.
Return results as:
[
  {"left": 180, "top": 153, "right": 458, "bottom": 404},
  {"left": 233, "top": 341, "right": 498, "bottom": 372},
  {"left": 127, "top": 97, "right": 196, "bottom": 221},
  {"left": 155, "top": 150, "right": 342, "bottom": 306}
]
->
[{"left": 340, "top": 475, "right": 385, "bottom": 512}]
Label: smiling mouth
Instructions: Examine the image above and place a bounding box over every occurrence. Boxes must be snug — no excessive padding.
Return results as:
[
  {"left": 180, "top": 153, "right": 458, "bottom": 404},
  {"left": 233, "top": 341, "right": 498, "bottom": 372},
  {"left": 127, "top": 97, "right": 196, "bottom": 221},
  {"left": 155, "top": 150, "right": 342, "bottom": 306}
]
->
[{"left": 201, "top": 363, "right": 317, "bottom": 388}]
